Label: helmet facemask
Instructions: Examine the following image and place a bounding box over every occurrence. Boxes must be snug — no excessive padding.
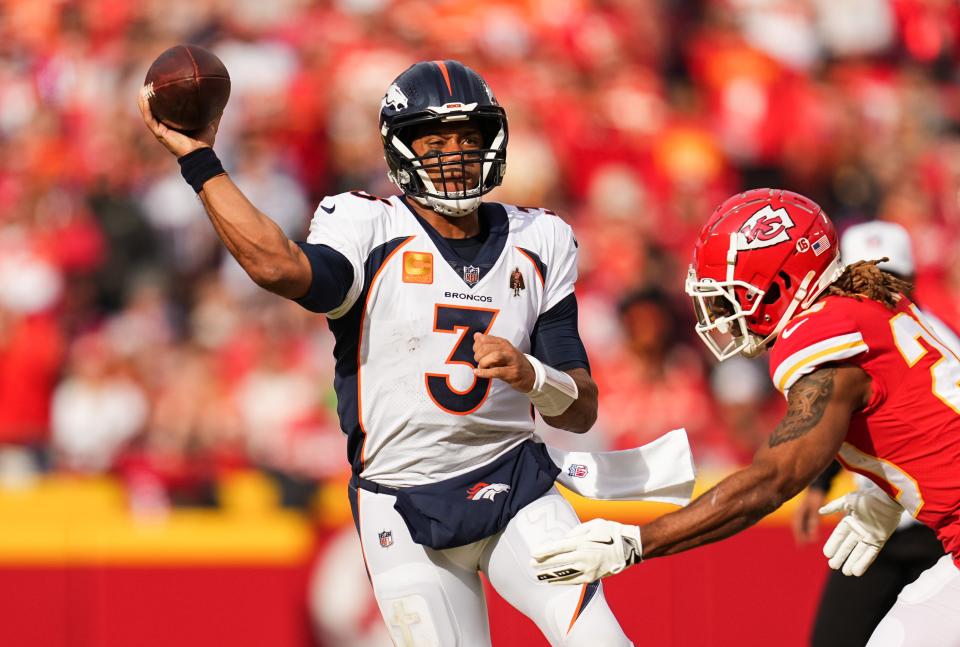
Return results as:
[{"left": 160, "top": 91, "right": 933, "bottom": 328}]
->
[
  {"left": 686, "top": 266, "right": 766, "bottom": 361},
  {"left": 383, "top": 112, "right": 507, "bottom": 218}
]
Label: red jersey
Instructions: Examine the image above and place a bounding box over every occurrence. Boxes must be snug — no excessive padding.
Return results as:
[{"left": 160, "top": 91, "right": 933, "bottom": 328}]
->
[{"left": 768, "top": 295, "right": 960, "bottom": 565}]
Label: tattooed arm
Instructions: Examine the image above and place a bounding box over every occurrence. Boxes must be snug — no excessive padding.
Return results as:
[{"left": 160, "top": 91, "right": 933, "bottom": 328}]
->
[{"left": 637, "top": 365, "right": 871, "bottom": 559}]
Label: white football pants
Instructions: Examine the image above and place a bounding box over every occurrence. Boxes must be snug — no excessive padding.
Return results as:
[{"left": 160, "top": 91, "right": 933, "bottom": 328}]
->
[
  {"left": 354, "top": 485, "right": 633, "bottom": 647},
  {"left": 867, "top": 554, "right": 960, "bottom": 647}
]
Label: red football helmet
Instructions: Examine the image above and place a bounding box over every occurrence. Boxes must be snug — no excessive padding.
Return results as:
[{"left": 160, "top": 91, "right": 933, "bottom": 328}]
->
[{"left": 686, "top": 189, "right": 842, "bottom": 360}]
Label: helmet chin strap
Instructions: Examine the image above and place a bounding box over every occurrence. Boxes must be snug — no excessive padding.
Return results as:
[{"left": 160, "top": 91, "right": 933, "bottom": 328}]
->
[
  {"left": 740, "top": 334, "right": 767, "bottom": 358},
  {"left": 741, "top": 253, "right": 843, "bottom": 357},
  {"left": 408, "top": 158, "right": 483, "bottom": 217},
  {"left": 746, "top": 271, "right": 815, "bottom": 355},
  {"left": 412, "top": 194, "right": 481, "bottom": 218}
]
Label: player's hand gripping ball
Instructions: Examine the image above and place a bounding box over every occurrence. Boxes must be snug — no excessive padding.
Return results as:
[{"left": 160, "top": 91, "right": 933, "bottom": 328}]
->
[{"left": 142, "top": 44, "right": 230, "bottom": 133}]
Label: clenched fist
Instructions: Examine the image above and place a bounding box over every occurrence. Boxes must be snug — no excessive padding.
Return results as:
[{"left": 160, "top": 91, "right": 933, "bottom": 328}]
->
[{"left": 473, "top": 333, "right": 535, "bottom": 392}]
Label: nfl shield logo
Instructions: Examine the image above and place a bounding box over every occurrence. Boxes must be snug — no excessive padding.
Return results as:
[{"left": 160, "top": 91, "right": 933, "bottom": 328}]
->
[
  {"left": 378, "top": 530, "right": 393, "bottom": 548},
  {"left": 463, "top": 265, "right": 480, "bottom": 286},
  {"left": 568, "top": 464, "right": 588, "bottom": 478}
]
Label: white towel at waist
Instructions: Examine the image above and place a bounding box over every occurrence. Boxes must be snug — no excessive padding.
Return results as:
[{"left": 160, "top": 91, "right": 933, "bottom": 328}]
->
[{"left": 547, "top": 428, "right": 696, "bottom": 506}]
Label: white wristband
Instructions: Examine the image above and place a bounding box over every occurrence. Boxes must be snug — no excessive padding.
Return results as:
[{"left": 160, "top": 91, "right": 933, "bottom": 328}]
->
[{"left": 524, "top": 354, "right": 578, "bottom": 417}]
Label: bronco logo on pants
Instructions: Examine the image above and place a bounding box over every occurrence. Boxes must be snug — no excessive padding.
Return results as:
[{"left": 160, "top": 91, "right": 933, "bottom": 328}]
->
[{"left": 466, "top": 482, "right": 510, "bottom": 501}]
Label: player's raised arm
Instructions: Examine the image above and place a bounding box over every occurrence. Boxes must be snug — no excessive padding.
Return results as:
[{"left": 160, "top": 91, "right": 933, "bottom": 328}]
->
[
  {"left": 531, "top": 364, "right": 869, "bottom": 583},
  {"left": 138, "top": 87, "right": 312, "bottom": 299}
]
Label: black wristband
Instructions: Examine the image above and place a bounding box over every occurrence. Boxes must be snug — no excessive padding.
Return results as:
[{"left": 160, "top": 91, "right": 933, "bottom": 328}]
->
[
  {"left": 810, "top": 460, "right": 842, "bottom": 493},
  {"left": 177, "top": 147, "right": 226, "bottom": 194}
]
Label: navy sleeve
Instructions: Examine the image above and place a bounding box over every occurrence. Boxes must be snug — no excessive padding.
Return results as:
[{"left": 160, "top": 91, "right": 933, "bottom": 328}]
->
[
  {"left": 530, "top": 293, "right": 590, "bottom": 372},
  {"left": 292, "top": 242, "right": 354, "bottom": 313}
]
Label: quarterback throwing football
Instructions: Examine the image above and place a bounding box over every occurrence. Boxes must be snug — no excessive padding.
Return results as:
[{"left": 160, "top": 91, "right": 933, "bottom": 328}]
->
[
  {"left": 533, "top": 189, "right": 960, "bottom": 647},
  {"left": 140, "top": 60, "right": 632, "bottom": 646}
]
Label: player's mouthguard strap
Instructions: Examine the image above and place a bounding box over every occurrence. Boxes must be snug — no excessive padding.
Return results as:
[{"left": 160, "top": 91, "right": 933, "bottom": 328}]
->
[
  {"left": 178, "top": 147, "right": 226, "bottom": 194},
  {"left": 524, "top": 354, "right": 578, "bottom": 417}
]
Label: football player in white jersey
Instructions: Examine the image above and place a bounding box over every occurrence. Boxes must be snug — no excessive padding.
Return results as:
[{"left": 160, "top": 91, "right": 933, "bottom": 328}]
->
[{"left": 140, "top": 60, "right": 632, "bottom": 646}]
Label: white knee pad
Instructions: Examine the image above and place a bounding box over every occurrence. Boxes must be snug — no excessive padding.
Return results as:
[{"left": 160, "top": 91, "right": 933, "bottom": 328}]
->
[
  {"left": 896, "top": 554, "right": 958, "bottom": 606},
  {"left": 378, "top": 592, "right": 448, "bottom": 647},
  {"left": 867, "top": 556, "right": 960, "bottom": 647},
  {"left": 867, "top": 616, "right": 907, "bottom": 647},
  {"left": 374, "top": 567, "right": 463, "bottom": 647}
]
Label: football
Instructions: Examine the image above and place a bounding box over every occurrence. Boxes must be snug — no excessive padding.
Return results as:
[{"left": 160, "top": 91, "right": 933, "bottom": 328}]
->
[{"left": 143, "top": 44, "right": 230, "bottom": 132}]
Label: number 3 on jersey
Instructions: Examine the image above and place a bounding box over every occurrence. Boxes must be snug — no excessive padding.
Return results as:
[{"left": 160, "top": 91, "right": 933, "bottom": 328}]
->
[
  {"left": 890, "top": 305, "right": 960, "bottom": 414},
  {"left": 426, "top": 304, "right": 500, "bottom": 415}
]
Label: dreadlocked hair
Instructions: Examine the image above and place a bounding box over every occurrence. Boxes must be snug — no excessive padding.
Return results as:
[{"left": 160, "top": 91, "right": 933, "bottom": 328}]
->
[{"left": 826, "top": 258, "right": 912, "bottom": 309}]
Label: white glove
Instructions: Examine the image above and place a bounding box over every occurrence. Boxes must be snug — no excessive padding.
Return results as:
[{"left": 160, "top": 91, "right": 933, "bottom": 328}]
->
[
  {"left": 530, "top": 518, "right": 642, "bottom": 585},
  {"left": 819, "top": 487, "right": 903, "bottom": 576}
]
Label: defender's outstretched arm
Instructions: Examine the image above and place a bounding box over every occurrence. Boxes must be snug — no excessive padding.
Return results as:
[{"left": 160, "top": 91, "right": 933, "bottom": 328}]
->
[
  {"left": 532, "top": 365, "right": 870, "bottom": 583},
  {"left": 640, "top": 367, "right": 863, "bottom": 557}
]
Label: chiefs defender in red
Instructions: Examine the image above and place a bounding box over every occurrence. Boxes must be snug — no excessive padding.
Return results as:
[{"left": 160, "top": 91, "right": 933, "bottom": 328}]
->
[{"left": 532, "top": 189, "right": 960, "bottom": 647}]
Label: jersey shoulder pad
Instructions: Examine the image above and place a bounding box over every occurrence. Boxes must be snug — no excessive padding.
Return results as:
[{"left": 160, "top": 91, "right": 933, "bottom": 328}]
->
[
  {"left": 769, "top": 297, "right": 870, "bottom": 395},
  {"left": 502, "top": 203, "right": 574, "bottom": 248},
  {"left": 501, "top": 203, "right": 560, "bottom": 220},
  {"left": 502, "top": 203, "right": 564, "bottom": 235},
  {"left": 305, "top": 191, "right": 397, "bottom": 246},
  {"left": 312, "top": 190, "right": 395, "bottom": 221}
]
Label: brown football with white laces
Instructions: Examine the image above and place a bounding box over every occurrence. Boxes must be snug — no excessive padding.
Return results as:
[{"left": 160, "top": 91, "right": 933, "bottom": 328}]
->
[{"left": 143, "top": 44, "right": 230, "bottom": 132}]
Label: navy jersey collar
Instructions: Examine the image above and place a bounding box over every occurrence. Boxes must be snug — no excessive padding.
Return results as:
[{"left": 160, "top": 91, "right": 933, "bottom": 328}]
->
[{"left": 400, "top": 197, "right": 509, "bottom": 288}]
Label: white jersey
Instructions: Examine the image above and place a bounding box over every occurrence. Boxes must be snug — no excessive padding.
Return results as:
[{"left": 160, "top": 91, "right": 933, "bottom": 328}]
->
[{"left": 304, "top": 191, "right": 580, "bottom": 487}]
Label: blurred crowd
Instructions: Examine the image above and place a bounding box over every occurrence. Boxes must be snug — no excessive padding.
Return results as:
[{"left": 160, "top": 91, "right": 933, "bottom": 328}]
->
[{"left": 2, "top": 0, "right": 960, "bottom": 514}]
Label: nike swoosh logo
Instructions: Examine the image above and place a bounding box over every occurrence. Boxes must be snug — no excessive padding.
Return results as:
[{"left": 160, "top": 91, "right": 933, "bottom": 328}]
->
[
  {"left": 782, "top": 318, "right": 808, "bottom": 339},
  {"left": 591, "top": 538, "right": 615, "bottom": 546},
  {"left": 320, "top": 203, "right": 336, "bottom": 214}
]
